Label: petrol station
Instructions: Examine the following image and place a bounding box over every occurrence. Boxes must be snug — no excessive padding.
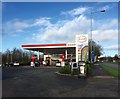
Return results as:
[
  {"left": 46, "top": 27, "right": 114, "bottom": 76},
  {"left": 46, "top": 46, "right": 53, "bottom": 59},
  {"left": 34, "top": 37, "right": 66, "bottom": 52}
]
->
[{"left": 21, "top": 34, "right": 89, "bottom": 66}]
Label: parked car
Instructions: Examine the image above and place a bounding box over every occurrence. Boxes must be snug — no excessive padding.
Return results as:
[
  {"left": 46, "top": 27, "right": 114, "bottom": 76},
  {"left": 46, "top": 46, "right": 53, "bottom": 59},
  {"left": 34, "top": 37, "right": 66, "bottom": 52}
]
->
[
  {"left": 9, "top": 62, "right": 13, "bottom": 66},
  {"left": 43, "top": 61, "right": 46, "bottom": 65},
  {"left": 30, "top": 61, "right": 35, "bottom": 67},
  {"left": 13, "top": 62, "right": 20, "bottom": 66},
  {"left": 56, "top": 60, "right": 61, "bottom": 67},
  {"left": 113, "top": 60, "right": 116, "bottom": 62},
  {"left": 64, "top": 59, "right": 70, "bottom": 65},
  {"left": 5, "top": 63, "right": 10, "bottom": 67},
  {"left": 56, "top": 62, "right": 61, "bottom": 67},
  {"left": 34, "top": 61, "right": 40, "bottom": 67}
]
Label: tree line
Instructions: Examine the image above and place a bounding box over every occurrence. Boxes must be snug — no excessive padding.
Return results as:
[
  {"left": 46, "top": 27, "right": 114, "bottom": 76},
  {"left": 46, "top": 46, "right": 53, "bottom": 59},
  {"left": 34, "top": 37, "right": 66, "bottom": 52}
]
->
[
  {"left": 88, "top": 40, "right": 103, "bottom": 61},
  {"left": 100, "top": 54, "right": 119, "bottom": 62},
  {"left": 1, "top": 40, "right": 118, "bottom": 66},
  {"left": 2, "top": 48, "right": 33, "bottom": 66}
]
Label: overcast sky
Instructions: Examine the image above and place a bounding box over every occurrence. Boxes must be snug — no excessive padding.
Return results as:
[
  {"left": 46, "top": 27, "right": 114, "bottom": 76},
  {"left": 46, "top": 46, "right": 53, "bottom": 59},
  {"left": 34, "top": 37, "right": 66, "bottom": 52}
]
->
[{"left": 2, "top": 2, "right": 119, "bottom": 56}]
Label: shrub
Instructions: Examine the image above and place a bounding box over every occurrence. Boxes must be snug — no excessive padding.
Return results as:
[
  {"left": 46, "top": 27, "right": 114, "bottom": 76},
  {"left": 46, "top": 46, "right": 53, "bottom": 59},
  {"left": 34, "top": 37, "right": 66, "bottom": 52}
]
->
[
  {"left": 20, "top": 61, "right": 30, "bottom": 66},
  {"left": 86, "top": 62, "right": 94, "bottom": 77},
  {"left": 59, "top": 62, "right": 94, "bottom": 76},
  {"left": 59, "top": 65, "right": 71, "bottom": 74},
  {"left": 71, "top": 69, "right": 78, "bottom": 75}
]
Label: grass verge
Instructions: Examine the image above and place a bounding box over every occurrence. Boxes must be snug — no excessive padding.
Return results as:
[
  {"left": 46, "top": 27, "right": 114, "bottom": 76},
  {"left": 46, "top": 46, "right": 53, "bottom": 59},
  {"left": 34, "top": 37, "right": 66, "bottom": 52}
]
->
[{"left": 101, "top": 64, "right": 120, "bottom": 77}]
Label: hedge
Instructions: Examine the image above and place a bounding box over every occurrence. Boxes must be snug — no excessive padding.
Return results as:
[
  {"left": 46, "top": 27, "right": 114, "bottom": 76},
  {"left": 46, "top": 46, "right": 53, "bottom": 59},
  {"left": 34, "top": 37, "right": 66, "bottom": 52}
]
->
[{"left": 59, "top": 62, "right": 94, "bottom": 76}]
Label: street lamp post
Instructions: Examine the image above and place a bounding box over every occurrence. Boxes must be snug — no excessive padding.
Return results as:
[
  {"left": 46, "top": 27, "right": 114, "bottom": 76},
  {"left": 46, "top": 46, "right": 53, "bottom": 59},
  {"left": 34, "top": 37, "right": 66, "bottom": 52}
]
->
[
  {"left": 90, "top": 12, "right": 93, "bottom": 62},
  {"left": 11, "top": 51, "right": 13, "bottom": 63},
  {"left": 11, "top": 53, "right": 12, "bottom": 63},
  {"left": 90, "top": 10, "right": 105, "bottom": 62}
]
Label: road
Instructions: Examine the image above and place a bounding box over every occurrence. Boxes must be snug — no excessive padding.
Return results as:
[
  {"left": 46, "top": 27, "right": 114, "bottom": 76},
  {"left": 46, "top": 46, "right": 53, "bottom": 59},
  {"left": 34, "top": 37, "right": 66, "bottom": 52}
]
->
[{"left": 2, "top": 66, "right": 119, "bottom": 97}]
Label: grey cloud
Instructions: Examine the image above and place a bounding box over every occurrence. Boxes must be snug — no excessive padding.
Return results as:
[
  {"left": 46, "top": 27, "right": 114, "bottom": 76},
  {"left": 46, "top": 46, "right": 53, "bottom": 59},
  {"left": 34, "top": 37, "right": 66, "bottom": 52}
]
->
[{"left": 104, "top": 45, "right": 119, "bottom": 50}]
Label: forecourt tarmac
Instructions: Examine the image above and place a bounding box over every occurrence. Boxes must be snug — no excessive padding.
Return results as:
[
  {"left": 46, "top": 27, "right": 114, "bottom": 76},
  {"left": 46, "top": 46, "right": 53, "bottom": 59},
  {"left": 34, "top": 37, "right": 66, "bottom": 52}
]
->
[{"left": 2, "top": 65, "right": 119, "bottom": 97}]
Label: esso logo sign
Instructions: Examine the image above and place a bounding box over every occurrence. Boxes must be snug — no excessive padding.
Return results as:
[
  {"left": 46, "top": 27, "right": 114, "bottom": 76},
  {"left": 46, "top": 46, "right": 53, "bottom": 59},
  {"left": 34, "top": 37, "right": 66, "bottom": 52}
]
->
[{"left": 77, "top": 36, "right": 87, "bottom": 43}]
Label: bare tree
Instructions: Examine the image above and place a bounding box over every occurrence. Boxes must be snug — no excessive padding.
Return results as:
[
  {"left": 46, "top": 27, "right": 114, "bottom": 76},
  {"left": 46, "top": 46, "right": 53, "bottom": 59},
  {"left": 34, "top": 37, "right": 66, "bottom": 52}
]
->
[
  {"left": 2, "top": 48, "right": 31, "bottom": 66},
  {"left": 88, "top": 40, "right": 103, "bottom": 61}
]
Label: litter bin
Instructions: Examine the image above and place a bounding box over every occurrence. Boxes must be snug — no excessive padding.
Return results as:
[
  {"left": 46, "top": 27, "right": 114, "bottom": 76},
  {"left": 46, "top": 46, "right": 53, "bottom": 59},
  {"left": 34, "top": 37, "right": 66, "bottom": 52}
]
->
[{"left": 78, "top": 61, "right": 87, "bottom": 77}]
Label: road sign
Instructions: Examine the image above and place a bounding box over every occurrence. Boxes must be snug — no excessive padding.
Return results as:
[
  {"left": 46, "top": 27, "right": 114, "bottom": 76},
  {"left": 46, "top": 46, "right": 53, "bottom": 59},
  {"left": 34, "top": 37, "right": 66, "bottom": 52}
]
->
[
  {"left": 91, "top": 51, "right": 94, "bottom": 62},
  {"left": 71, "top": 62, "right": 78, "bottom": 69}
]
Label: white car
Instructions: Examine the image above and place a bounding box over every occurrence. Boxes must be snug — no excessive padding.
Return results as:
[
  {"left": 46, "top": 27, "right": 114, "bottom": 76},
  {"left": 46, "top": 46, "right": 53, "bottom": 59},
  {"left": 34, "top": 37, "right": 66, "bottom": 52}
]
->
[
  {"left": 113, "top": 60, "right": 116, "bottom": 62},
  {"left": 30, "top": 62, "right": 35, "bottom": 67},
  {"left": 43, "top": 61, "right": 46, "bottom": 65},
  {"left": 13, "top": 62, "right": 20, "bottom": 66},
  {"left": 56, "top": 62, "right": 61, "bottom": 67}
]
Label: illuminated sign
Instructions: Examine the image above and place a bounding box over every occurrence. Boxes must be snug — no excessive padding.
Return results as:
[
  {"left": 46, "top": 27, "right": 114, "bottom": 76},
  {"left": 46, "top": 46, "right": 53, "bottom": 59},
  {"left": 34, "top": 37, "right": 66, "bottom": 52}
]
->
[
  {"left": 76, "top": 34, "right": 88, "bottom": 62},
  {"left": 76, "top": 35, "right": 88, "bottom": 45},
  {"left": 77, "top": 36, "right": 87, "bottom": 43}
]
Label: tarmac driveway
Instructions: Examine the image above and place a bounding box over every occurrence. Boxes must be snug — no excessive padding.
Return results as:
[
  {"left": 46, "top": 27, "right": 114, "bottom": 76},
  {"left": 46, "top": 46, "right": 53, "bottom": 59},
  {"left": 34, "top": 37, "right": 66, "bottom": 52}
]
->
[{"left": 2, "top": 66, "right": 119, "bottom": 97}]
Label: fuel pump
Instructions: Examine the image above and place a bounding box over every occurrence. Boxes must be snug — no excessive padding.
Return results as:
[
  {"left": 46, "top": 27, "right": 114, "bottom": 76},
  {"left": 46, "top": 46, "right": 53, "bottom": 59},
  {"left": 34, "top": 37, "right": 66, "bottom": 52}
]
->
[{"left": 78, "top": 61, "right": 87, "bottom": 77}]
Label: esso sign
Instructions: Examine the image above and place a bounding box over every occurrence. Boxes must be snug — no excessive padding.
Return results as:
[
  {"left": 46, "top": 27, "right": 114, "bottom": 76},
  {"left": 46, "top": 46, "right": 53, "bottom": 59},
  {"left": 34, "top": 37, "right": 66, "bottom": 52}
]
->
[{"left": 77, "top": 36, "right": 87, "bottom": 43}]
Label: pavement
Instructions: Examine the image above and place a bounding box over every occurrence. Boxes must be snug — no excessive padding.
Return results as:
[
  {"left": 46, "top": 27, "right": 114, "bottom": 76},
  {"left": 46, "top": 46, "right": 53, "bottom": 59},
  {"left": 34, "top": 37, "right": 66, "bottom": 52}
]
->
[
  {"left": 2, "top": 65, "right": 119, "bottom": 97},
  {"left": 92, "top": 63, "right": 115, "bottom": 78},
  {"left": 99, "top": 62, "right": 119, "bottom": 69}
]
